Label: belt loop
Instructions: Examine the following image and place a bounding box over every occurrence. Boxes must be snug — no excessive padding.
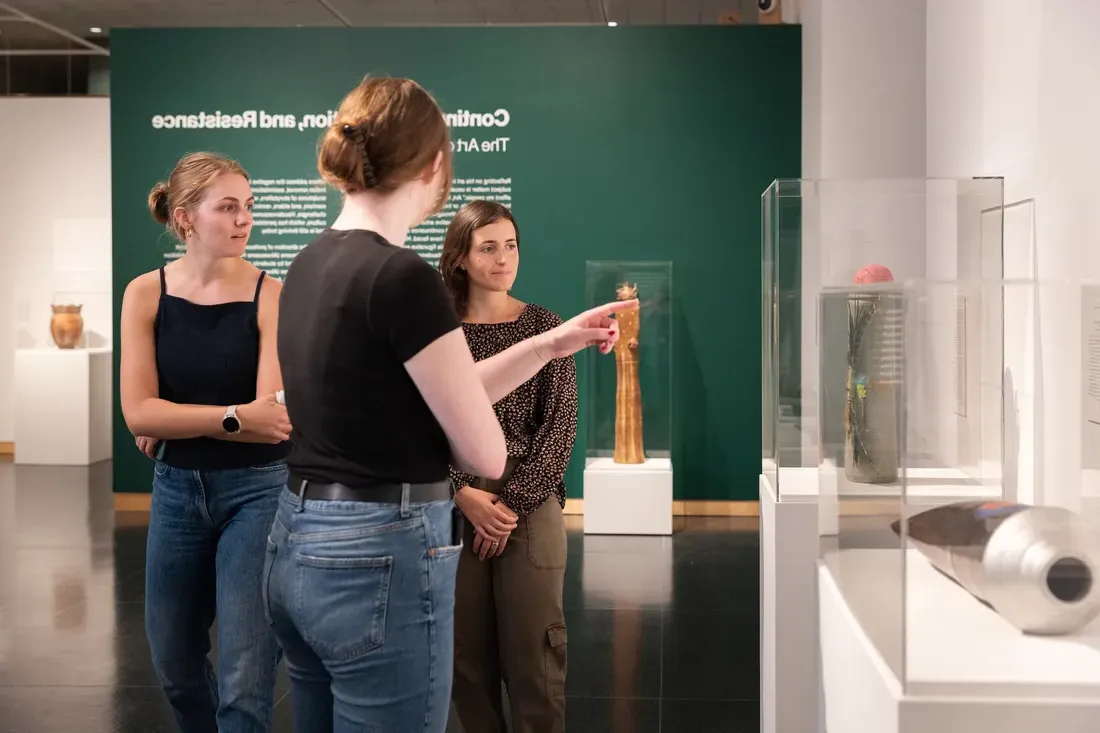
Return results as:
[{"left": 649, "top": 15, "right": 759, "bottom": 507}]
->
[
  {"left": 400, "top": 483, "right": 411, "bottom": 517},
  {"left": 295, "top": 479, "right": 307, "bottom": 513}
]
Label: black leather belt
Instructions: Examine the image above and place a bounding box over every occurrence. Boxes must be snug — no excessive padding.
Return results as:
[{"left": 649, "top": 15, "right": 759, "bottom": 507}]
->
[{"left": 289, "top": 473, "right": 453, "bottom": 504}]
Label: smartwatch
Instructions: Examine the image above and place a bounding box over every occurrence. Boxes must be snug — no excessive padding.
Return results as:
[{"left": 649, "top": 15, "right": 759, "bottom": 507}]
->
[{"left": 222, "top": 405, "right": 242, "bottom": 435}]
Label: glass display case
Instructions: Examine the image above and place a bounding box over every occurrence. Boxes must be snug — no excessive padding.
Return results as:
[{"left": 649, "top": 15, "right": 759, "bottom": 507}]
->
[
  {"left": 817, "top": 277, "right": 1100, "bottom": 701},
  {"left": 583, "top": 260, "right": 673, "bottom": 465},
  {"left": 761, "top": 177, "right": 1005, "bottom": 501},
  {"left": 582, "top": 260, "right": 673, "bottom": 535}
]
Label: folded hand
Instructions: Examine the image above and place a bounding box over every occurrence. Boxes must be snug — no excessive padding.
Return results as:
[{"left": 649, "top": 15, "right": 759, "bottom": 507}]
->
[
  {"left": 473, "top": 528, "right": 509, "bottom": 560},
  {"left": 455, "top": 486, "right": 518, "bottom": 541},
  {"left": 135, "top": 435, "right": 158, "bottom": 459}
]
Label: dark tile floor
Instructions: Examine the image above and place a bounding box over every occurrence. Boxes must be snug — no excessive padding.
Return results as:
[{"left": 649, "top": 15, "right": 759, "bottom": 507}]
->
[{"left": 0, "top": 458, "right": 761, "bottom": 732}]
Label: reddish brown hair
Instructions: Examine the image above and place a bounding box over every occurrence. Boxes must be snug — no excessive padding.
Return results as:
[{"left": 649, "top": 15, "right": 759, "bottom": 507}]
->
[
  {"left": 439, "top": 200, "right": 520, "bottom": 318},
  {"left": 148, "top": 152, "right": 248, "bottom": 241},
  {"left": 318, "top": 76, "right": 453, "bottom": 214}
]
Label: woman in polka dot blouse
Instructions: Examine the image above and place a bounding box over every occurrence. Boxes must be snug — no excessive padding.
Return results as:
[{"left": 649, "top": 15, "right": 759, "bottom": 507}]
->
[{"left": 439, "top": 199, "right": 576, "bottom": 733}]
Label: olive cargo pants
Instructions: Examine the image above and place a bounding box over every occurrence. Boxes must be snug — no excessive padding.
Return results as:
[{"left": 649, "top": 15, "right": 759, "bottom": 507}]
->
[{"left": 450, "top": 464, "right": 568, "bottom": 733}]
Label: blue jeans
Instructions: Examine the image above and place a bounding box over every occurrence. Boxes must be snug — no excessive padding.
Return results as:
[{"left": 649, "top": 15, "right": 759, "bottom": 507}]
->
[
  {"left": 262, "top": 486, "right": 462, "bottom": 733},
  {"left": 145, "top": 459, "right": 286, "bottom": 733}
]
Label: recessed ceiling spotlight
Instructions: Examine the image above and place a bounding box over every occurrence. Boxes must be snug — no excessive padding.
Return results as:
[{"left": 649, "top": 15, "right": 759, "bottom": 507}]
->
[
  {"left": 89, "top": 27, "right": 102, "bottom": 34},
  {"left": 607, "top": 21, "right": 618, "bottom": 27}
]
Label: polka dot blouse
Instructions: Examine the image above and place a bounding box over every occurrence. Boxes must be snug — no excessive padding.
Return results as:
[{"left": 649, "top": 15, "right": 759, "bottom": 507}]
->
[{"left": 449, "top": 303, "right": 579, "bottom": 516}]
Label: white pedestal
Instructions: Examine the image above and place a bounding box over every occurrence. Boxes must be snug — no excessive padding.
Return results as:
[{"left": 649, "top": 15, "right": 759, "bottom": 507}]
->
[
  {"left": 14, "top": 347, "right": 113, "bottom": 466},
  {"left": 818, "top": 554, "right": 1100, "bottom": 733},
  {"left": 759, "top": 472, "right": 824, "bottom": 733},
  {"left": 582, "top": 456, "right": 672, "bottom": 535}
]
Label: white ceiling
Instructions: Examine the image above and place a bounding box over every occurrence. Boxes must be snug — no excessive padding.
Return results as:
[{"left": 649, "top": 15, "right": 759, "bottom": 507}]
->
[{"left": 1, "top": 0, "right": 768, "bottom": 50}]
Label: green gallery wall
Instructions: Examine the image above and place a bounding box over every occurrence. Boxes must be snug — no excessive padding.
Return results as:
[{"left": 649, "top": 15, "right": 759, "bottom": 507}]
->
[{"left": 109, "top": 25, "right": 802, "bottom": 501}]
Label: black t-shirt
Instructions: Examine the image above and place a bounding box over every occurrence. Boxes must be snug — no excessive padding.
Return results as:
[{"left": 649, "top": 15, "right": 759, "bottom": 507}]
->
[{"left": 277, "top": 228, "right": 461, "bottom": 487}]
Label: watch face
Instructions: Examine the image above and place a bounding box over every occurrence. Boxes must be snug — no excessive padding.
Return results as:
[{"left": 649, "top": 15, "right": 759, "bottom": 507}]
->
[{"left": 222, "top": 415, "right": 241, "bottom": 434}]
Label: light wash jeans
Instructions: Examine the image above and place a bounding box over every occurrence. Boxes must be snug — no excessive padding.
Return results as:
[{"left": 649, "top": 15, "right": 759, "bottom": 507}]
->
[
  {"left": 263, "top": 485, "right": 462, "bottom": 733},
  {"left": 145, "top": 459, "right": 286, "bottom": 733}
]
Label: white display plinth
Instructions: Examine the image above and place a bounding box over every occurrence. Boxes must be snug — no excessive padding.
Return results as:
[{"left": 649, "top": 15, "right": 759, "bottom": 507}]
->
[
  {"left": 759, "top": 471, "right": 824, "bottom": 733},
  {"left": 14, "top": 347, "right": 112, "bottom": 466},
  {"left": 582, "top": 456, "right": 672, "bottom": 535},
  {"left": 818, "top": 554, "right": 1100, "bottom": 733}
]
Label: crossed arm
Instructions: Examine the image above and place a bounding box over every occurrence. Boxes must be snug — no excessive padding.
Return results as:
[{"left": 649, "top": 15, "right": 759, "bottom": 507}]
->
[{"left": 119, "top": 270, "right": 287, "bottom": 444}]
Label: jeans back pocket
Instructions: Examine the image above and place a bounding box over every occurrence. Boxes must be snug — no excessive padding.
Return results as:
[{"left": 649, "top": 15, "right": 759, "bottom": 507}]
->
[{"left": 295, "top": 553, "right": 393, "bottom": 662}]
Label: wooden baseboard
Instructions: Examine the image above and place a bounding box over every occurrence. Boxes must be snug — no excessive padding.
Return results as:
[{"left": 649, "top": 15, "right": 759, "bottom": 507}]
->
[
  {"left": 112, "top": 492, "right": 901, "bottom": 520},
  {"left": 115, "top": 493, "right": 152, "bottom": 512},
  {"left": 563, "top": 498, "right": 759, "bottom": 517},
  {"left": 676, "top": 500, "right": 760, "bottom": 517},
  {"left": 0, "top": 442, "right": 13, "bottom": 456}
]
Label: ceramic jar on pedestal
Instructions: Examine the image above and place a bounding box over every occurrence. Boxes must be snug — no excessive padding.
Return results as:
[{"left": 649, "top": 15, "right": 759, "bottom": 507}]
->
[{"left": 50, "top": 304, "right": 84, "bottom": 349}]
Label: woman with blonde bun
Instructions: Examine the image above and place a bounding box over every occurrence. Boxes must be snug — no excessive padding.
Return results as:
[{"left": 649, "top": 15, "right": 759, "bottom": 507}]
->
[
  {"left": 267, "top": 76, "right": 634, "bottom": 732},
  {"left": 119, "top": 151, "right": 291, "bottom": 733}
]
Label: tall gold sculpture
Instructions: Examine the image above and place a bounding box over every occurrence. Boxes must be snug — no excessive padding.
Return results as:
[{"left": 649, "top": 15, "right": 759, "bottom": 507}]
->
[{"left": 613, "top": 283, "right": 645, "bottom": 464}]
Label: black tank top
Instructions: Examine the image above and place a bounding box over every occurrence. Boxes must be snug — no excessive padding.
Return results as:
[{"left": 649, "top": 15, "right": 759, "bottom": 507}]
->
[{"left": 153, "top": 266, "right": 289, "bottom": 470}]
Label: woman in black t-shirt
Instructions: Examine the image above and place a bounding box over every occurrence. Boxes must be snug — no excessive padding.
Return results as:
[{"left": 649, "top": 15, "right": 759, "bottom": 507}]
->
[{"left": 266, "top": 76, "right": 635, "bottom": 733}]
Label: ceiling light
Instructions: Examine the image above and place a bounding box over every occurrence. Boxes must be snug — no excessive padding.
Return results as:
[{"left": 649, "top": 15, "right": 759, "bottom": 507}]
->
[
  {"left": 607, "top": 21, "right": 618, "bottom": 27},
  {"left": 89, "top": 27, "right": 102, "bottom": 34}
]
